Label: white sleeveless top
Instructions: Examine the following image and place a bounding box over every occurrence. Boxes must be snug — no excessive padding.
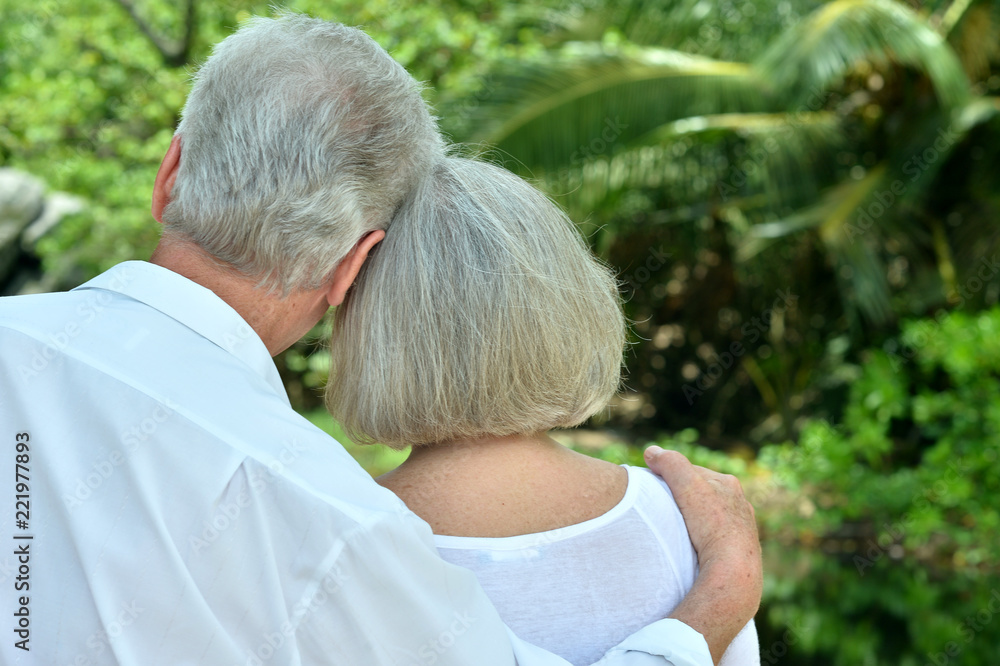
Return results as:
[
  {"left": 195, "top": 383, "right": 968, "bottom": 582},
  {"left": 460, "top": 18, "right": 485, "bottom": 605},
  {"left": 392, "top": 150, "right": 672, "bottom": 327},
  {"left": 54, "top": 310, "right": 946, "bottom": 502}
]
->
[{"left": 435, "top": 465, "right": 760, "bottom": 665}]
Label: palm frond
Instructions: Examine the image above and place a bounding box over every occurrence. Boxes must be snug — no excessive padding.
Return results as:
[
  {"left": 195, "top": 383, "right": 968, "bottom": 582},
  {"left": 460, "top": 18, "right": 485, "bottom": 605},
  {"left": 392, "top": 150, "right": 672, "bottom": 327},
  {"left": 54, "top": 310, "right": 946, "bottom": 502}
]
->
[
  {"left": 540, "top": 110, "right": 843, "bottom": 227},
  {"left": 736, "top": 169, "right": 894, "bottom": 324},
  {"left": 937, "top": 0, "right": 978, "bottom": 36},
  {"left": 946, "top": 3, "right": 1000, "bottom": 83},
  {"left": 755, "top": 0, "right": 972, "bottom": 108},
  {"left": 651, "top": 111, "right": 844, "bottom": 210},
  {"left": 834, "top": 239, "right": 895, "bottom": 326},
  {"left": 450, "top": 44, "right": 771, "bottom": 174},
  {"left": 956, "top": 96, "right": 1000, "bottom": 131},
  {"left": 738, "top": 167, "right": 885, "bottom": 258}
]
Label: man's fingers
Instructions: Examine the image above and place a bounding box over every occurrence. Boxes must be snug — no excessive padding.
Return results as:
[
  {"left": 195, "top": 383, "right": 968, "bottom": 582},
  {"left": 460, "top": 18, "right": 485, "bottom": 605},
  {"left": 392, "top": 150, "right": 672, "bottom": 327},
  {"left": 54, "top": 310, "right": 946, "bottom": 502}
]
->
[
  {"left": 719, "top": 473, "right": 742, "bottom": 493},
  {"left": 646, "top": 447, "right": 745, "bottom": 497},
  {"left": 645, "top": 445, "right": 759, "bottom": 552}
]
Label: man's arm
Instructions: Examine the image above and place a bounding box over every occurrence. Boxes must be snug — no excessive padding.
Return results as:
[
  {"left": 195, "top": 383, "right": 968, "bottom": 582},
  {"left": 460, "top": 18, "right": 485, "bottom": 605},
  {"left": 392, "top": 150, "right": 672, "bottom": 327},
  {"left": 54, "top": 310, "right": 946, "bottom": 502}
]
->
[
  {"left": 297, "top": 446, "right": 761, "bottom": 666},
  {"left": 645, "top": 446, "right": 763, "bottom": 664},
  {"left": 299, "top": 507, "right": 716, "bottom": 666}
]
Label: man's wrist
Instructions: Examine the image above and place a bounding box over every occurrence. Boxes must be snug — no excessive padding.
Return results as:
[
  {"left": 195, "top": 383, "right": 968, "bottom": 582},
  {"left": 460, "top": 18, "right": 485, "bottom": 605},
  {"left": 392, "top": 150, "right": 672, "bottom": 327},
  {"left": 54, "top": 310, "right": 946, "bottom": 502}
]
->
[{"left": 668, "top": 557, "right": 760, "bottom": 664}]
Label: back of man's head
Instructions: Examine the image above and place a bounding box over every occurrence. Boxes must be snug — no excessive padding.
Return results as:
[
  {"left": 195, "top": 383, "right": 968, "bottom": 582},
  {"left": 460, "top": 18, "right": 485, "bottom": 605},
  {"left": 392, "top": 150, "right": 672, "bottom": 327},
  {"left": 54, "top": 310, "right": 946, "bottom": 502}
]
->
[{"left": 162, "top": 13, "right": 444, "bottom": 294}]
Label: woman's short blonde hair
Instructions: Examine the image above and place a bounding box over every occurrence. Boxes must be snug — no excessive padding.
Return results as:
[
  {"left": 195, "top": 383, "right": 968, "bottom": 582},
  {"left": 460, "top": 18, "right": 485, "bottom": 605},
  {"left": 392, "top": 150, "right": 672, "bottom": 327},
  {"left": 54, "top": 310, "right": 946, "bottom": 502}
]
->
[{"left": 325, "top": 157, "right": 625, "bottom": 449}]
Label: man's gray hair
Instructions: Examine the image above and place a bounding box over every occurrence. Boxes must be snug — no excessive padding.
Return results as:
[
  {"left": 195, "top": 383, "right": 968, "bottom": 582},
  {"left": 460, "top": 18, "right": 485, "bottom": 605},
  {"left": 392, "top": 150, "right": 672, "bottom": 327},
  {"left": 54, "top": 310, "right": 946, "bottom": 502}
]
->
[
  {"left": 326, "top": 157, "right": 626, "bottom": 449},
  {"left": 162, "top": 13, "right": 444, "bottom": 293}
]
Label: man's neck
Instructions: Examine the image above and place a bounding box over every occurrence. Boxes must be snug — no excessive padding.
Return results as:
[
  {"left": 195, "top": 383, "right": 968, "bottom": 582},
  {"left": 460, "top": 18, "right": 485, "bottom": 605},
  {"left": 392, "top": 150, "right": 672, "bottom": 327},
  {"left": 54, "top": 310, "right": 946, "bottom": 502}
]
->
[{"left": 149, "top": 237, "right": 330, "bottom": 356}]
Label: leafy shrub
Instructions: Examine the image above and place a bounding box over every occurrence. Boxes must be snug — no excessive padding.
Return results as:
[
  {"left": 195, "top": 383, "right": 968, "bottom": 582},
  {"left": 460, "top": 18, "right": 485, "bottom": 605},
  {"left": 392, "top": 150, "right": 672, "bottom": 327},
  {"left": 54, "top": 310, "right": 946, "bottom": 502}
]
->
[{"left": 753, "top": 307, "right": 1000, "bottom": 665}]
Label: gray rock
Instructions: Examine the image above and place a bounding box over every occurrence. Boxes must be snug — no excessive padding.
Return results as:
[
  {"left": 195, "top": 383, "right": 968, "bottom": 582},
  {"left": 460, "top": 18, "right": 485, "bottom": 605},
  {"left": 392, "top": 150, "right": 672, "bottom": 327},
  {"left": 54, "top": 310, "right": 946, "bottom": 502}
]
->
[
  {"left": 0, "top": 168, "right": 45, "bottom": 226},
  {"left": 21, "top": 192, "right": 85, "bottom": 251},
  {"left": 0, "top": 169, "right": 46, "bottom": 284}
]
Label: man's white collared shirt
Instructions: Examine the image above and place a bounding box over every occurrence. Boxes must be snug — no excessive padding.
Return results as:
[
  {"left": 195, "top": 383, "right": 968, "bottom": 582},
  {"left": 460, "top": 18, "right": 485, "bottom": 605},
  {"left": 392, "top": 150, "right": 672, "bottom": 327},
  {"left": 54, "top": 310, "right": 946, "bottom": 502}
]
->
[{"left": 0, "top": 261, "right": 711, "bottom": 665}]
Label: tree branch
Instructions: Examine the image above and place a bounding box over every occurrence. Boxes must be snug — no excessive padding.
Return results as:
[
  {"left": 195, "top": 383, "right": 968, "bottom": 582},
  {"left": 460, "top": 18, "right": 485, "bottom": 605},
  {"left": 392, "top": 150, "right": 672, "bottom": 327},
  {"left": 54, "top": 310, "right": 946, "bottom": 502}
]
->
[{"left": 113, "top": 0, "right": 196, "bottom": 68}]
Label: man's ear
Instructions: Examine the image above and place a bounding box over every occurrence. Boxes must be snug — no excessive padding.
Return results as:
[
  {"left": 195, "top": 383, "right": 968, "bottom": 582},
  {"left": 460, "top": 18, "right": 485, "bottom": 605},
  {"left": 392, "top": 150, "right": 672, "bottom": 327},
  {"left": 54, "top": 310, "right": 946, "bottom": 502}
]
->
[
  {"left": 325, "top": 230, "right": 386, "bottom": 307},
  {"left": 152, "top": 135, "right": 182, "bottom": 223}
]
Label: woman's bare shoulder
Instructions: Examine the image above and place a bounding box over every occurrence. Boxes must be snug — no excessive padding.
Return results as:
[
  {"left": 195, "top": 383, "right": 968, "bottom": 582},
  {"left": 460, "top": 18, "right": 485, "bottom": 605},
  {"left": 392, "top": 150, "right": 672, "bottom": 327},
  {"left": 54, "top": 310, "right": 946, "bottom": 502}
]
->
[{"left": 377, "top": 439, "right": 628, "bottom": 538}]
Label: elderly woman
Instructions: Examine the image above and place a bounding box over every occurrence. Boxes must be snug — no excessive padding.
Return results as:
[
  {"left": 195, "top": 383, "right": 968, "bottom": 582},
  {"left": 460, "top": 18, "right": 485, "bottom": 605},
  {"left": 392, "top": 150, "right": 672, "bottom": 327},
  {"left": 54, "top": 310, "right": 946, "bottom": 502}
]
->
[{"left": 326, "top": 157, "right": 758, "bottom": 665}]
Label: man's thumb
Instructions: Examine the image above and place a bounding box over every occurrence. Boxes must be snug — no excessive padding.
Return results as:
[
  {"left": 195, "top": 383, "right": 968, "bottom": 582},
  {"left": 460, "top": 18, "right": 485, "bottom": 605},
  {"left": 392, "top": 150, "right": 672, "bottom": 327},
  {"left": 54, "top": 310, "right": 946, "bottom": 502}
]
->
[
  {"left": 644, "top": 446, "right": 693, "bottom": 481},
  {"left": 644, "top": 444, "right": 664, "bottom": 463}
]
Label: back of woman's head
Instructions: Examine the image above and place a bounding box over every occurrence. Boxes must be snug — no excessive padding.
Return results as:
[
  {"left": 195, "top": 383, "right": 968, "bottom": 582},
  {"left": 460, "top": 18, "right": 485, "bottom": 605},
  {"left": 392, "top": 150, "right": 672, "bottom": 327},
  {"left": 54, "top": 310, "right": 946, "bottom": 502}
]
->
[{"left": 325, "top": 157, "right": 625, "bottom": 449}]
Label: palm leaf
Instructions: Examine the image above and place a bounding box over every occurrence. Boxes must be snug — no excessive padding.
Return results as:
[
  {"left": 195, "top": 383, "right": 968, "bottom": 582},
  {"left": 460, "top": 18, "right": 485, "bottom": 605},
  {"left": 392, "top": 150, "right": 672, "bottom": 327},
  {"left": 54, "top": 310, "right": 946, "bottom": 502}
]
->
[
  {"left": 938, "top": 0, "right": 978, "bottom": 36},
  {"left": 834, "top": 239, "right": 896, "bottom": 327},
  {"left": 946, "top": 2, "right": 1000, "bottom": 82},
  {"left": 539, "top": 110, "right": 843, "bottom": 226},
  {"left": 737, "top": 167, "right": 885, "bottom": 256},
  {"left": 453, "top": 44, "right": 772, "bottom": 174},
  {"left": 736, "top": 169, "right": 894, "bottom": 324},
  {"left": 648, "top": 111, "right": 843, "bottom": 209},
  {"left": 755, "top": 0, "right": 972, "bottom": 108}
]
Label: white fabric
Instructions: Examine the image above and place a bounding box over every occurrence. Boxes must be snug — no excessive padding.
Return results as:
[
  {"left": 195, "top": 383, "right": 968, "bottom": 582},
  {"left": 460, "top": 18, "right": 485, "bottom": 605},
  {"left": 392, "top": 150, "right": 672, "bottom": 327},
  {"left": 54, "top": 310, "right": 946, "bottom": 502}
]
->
[
  {"left": 436, "top": 466, "right": 760, "bottom": 666},
  {"left": 0, "top": 261, "right": 712, "bottom": 666}
]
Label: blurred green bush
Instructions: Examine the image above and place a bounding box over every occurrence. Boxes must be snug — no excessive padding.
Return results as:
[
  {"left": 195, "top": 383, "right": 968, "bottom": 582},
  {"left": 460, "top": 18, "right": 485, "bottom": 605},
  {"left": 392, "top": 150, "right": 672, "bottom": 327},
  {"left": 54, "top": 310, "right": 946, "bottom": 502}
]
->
[
  {"left": 329, "top": 307, "right": 1000, "bottom": 662},
  {"left": 721, "top": 308, "right": 998, "bottom": 664}
]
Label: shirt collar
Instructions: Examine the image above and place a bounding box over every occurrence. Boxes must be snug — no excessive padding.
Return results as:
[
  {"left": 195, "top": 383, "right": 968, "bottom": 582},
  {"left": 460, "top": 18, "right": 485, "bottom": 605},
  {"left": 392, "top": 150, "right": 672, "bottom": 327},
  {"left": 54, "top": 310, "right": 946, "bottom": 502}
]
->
[{"left": 73, "top": 260, "right": 289, "bottom": 402}]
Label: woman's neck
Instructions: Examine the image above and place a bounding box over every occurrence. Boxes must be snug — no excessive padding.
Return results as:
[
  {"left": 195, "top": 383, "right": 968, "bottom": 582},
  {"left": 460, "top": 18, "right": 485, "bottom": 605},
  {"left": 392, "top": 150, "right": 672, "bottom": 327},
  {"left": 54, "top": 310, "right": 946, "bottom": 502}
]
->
[
  {"left": 397, "top": 431, "right": 566, "bottom": 469},
  {"left": 377, "top": 432, "right": 628, "bottom": 538}
]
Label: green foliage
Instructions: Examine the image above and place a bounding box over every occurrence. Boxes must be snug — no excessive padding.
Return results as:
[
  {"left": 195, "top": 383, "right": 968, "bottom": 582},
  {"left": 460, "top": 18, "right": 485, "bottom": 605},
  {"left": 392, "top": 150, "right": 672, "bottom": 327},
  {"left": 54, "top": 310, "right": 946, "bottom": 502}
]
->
[
  {"left": 0, "top": 0, "right": 549, "bottom": 283},
  {"left": 753, "top": 307, "right": 1000, "bottom": 664},
  {"left": 756, "top": 0, "right": 971, "bottom": 108},
  {"left": 574, "top": 306, "right": 1000, "bottom": 665},
  {"left": 304, "top": 409, "right": 409, "bottom": 478},
  {"left": 579, "top": 426, "right": 751, "bottom": 475},
  {"left": 446, "top": 0, "right": 1000, "bottom": 441}
]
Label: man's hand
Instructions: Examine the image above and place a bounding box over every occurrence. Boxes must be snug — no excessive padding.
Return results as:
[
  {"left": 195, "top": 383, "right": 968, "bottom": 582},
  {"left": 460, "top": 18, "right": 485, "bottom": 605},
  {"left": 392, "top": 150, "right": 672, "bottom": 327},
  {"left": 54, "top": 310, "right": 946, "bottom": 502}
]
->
[{"left": 645, "top": 446, "right": 762, "bottom": 665}]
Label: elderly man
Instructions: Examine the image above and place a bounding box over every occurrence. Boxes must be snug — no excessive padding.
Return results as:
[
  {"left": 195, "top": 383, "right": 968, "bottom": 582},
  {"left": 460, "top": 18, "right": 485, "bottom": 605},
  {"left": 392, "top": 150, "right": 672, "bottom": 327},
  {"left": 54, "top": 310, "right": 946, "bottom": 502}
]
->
[{"left": 0, "top": 14, "right": 760, "bottom": 665}]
